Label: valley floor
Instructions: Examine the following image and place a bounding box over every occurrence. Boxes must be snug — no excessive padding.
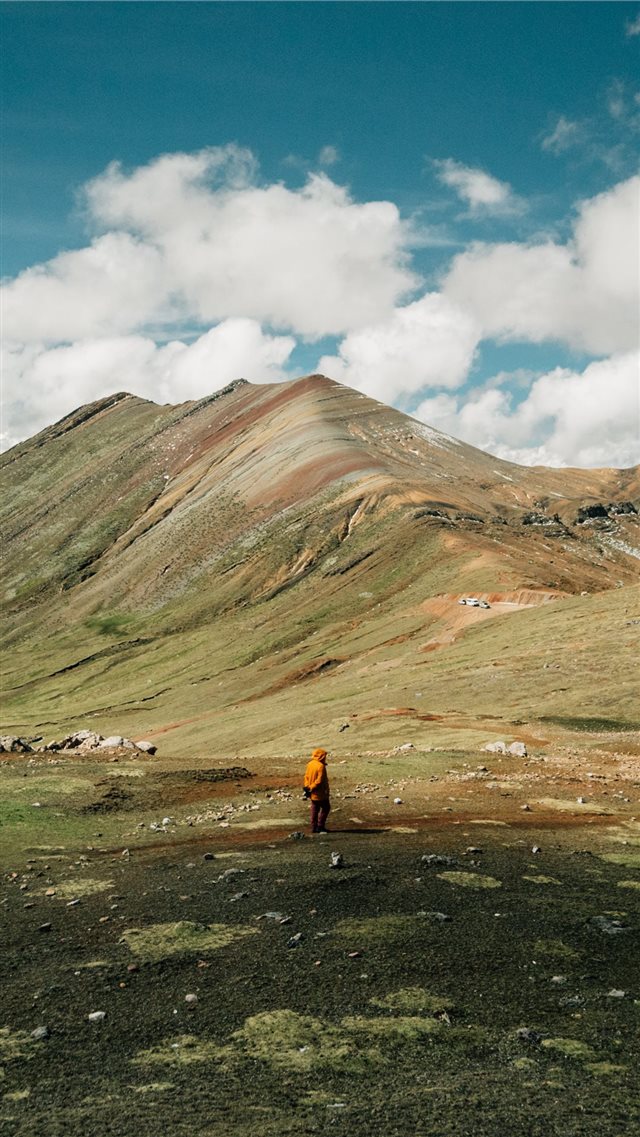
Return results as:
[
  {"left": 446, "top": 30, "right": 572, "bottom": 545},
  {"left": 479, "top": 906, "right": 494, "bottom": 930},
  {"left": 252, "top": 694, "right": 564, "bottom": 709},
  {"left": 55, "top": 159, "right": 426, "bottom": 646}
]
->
[{"left": 1, "top": 735, "right": 639, "bottom": 1136}]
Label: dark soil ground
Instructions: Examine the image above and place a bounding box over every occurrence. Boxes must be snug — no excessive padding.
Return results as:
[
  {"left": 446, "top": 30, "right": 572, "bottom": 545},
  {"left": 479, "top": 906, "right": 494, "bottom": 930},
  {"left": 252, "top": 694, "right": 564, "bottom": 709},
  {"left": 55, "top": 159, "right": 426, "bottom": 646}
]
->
[{"left": 2, "top": 815, "right": 639, "bottom": 1137}]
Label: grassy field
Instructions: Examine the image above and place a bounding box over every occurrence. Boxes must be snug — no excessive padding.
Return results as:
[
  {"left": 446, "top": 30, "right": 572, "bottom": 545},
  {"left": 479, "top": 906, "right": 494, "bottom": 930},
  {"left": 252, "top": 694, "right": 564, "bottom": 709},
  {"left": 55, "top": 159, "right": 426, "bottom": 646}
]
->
[{"left": 1, "top": 732, "right": 639, "bottom": 1136}]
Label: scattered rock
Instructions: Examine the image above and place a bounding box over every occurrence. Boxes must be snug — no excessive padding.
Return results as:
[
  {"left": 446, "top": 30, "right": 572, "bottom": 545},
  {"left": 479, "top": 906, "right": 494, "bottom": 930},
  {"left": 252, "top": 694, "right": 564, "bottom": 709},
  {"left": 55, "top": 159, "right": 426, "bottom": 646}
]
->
[
  {"left": 589, "top": 915, "right": 629, "bottom": 936},
  {"left": 393, "top": 797, "right": 403, "bottom": 805},
  {"left": 576, "top": 796, "right": 586, "bottom": 804},
  {"left": 484, "top": 741, "right": 507, "bottom": 754},
  {"left": 465, "top": 846, "right": 482, "bottom": 855},
  {"left": 31, "top": 1026, "right": 50, "bottom": 1041},
  {"left": 87, "top": 1011, "right": 106, "bottom": 1023},
  {"left": 0, "top": 735, "right": 33, "bottom": 753},
  {"left": 38, "top": 922, "right": 52, "bottom": 933},
  {"left": 516, "top": 1027, "right": 543, "bottom": 1046},
  {"left": 550, "top": 975, "right": 567, "bottom": 985},
  {"left": 606, "top": 989, "right": 626, "bottom": 998},
  {"left": 330, "top": 852, "right": 344, "bottom": 868},
  {"left": 531, "top": 846, "right": 542, "bottom": 855},
  {"left": 185, "top": 993, "right": 198, "bottom": 1005},
  {"left": 421, "top": 854, "right": 456, "bottom": 867},
  {"left": 508, "top": 742, "right": 528, "bottom": 757},
  {"left": 135, "top": 740, "right": 157, "bottom": 754},
  {"left": 424, "top": 911, "right": 452, "bottom": 922},
  {"left": 289, "top": 831, "right": 305, "bottom": 841},
  {"left": 202, "top": 853, "right": 215, "bottom": 861},
  {"left": 287, "top": 932, "right": 303, "bottom": 948},
  {"left": 127, "top": 963, "right": 139, "bottom": 973},
  {"left": 521, "top": 804, "right": 531, "bottom": 812},
  {"left": 338, "top": 723, "right": 350, "bottom": 733}
]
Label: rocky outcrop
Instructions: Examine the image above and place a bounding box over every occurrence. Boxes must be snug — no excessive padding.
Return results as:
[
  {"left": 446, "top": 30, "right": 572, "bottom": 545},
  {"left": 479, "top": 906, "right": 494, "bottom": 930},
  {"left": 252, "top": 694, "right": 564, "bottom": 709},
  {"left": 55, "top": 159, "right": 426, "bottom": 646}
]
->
[{"left": 43, "top": 730, "right": 156, "bottom": 754}]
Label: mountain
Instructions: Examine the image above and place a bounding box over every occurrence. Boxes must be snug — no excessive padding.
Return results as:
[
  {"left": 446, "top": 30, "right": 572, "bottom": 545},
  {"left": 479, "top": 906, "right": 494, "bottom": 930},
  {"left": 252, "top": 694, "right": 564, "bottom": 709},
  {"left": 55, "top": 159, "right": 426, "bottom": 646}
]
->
[{"left": 1, "top": 375, "right": 638, "bottom": 754}]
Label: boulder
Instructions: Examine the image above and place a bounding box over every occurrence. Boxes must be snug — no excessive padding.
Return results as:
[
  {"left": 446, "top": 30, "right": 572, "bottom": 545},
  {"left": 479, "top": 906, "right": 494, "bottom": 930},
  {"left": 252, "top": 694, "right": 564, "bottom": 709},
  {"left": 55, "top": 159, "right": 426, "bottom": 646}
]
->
[
  {"left": 483, "top": 741, "right": 507, "bottom": 754},
  {"left": 99, "top": 736, "right": 126, "bottom": 749},
  {"left": 0, "top": 735, "right": 34, "bottom": 753},
  {"left": 508, "top": 741, "right": 528, "bottom": 757},
  {"left": 135, "top": 740, "right": 157, "bottom": 754}
]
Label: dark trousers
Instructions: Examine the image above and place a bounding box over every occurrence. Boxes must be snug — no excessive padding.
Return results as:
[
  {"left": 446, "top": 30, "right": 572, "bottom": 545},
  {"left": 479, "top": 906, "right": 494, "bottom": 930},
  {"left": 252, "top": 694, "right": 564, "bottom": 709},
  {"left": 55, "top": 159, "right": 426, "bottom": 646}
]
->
[{"left": 310, "top": 799, "right": 330, "bottom": 833}]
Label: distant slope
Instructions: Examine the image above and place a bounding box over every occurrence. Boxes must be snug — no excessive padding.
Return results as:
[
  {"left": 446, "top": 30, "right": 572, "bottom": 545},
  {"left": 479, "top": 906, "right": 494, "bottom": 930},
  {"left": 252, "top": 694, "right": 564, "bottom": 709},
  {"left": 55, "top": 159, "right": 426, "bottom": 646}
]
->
[{"left": 1, "top": 375, "right": 638, "bottom": 748}]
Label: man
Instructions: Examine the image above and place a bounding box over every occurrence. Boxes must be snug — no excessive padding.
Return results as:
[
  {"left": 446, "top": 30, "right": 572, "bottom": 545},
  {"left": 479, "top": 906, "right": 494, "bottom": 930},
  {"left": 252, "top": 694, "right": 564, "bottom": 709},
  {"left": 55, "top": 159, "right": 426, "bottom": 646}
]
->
[{"left": 303, "top": 747, "right": 331, "bottom": 834}]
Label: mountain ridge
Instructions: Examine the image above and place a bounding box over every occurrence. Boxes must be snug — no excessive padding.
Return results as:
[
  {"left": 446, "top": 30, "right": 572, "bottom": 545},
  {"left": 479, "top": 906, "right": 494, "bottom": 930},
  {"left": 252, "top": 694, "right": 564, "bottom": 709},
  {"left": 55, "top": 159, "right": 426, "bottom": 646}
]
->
[{"left": 1, "top": 374, "right": 638, "bottom": 752}]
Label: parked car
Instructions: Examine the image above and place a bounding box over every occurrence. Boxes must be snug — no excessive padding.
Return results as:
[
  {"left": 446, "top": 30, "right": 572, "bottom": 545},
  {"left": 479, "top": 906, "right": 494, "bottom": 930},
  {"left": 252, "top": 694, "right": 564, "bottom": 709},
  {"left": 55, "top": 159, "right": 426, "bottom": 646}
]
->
[
  {"left": 459, "top": 597, "right": 480, "bottom": 606},
  {"left": 479, "top": 601, "right": 491, "bottom": 609}
]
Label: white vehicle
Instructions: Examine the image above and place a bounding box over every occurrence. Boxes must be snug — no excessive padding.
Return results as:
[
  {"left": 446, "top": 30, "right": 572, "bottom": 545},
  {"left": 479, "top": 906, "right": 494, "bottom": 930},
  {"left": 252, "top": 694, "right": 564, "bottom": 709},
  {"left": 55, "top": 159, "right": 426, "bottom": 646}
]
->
[
  {"left": 479, "top": 600, "right": 491, "bottom": 609},
  {"left": 459, "top": 597, "right": 481, "bottom": 606}
]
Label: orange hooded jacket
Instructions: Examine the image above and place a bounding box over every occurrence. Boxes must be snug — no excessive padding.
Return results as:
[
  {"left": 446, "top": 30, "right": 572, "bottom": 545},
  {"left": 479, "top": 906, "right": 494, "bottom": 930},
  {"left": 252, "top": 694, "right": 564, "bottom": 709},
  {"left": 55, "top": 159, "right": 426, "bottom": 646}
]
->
[{"left": 303, "top": 748, "right": 330, "bottom": 802}]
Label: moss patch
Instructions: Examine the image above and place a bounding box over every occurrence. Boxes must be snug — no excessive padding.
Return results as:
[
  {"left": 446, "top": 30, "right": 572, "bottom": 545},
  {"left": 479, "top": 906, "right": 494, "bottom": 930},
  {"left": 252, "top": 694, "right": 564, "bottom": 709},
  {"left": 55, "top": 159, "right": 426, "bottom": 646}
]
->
[
  {"left": 0, "top": 1027, "right": 36, "bottom": 1063},
  {"left": 46, "top": 877, "right": 114, "bottom": 900},
  {"left": 533, "top": 939, "right": 580, "bottom": 960},
  {"left": 333, "top": 915, "right": 423, "bottom": 944},
  {"left": 617, "top": 880, "right": 640, "bottom": 891},
  {"left": 437, "top": 871, "right": 502, "bottom": 889},
  {"left": 342, "top": 1015, "right": 441, "bottom": 1039},
  {"left": 600, "top": 852, "right": 640, "bottom": 868},
  {"left": 522, "top": 875, "right": 561, "bottom": 885},
  {"left": 121, "top": 920, "right": 258, "bottom": 962},
  {"left": 586, "top": 1062, "right": 628, "bottom": 1076},
  {"left": 541, "top": 1038, "right": 597, "bottom": 1060},
  {"left": 370, "top": 987, "right": 453, "bottom": 1015},
  {"left": 232, "top": 1010, "right": 379, "bottom": 1073},
  {"left": 132, "top": 1035, "right": 223, "bottom": 1067}
]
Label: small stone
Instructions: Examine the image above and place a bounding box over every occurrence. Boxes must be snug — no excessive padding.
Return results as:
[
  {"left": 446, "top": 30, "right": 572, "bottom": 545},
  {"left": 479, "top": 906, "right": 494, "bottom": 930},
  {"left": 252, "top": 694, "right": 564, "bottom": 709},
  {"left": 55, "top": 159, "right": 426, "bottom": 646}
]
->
[
  {"left": 45, "top": 888, "right": 56, "bottom": 897},
  {"left": 38, "top": 922, "right": 52, "bottom": 932},
  {"left": 465, "top": 846, "right": 482, "bottom": 855},
  {"left": 202, "top": 853, "right": 215, "bottom": 861},
  {"left": 576, "top": 796, "right": 586, "bottom": 804},
  {"left": 606, "top": 989, "right": 626, "bottom": 998},
  {"left": 88, "top": 1011, "right": 106, "bottom": 1023},
  {"left": 531, "top": 846, "right": 541, "bottom": 854},
  {"left": 330, "top": 852, "right": 344, "bottom": 868},
  {"left": 289, "top": 831, "right": 305, "bottom": 841},
  {"left": 31, "top": 1026, "right": 50, "bottom": 1041},
  {"left": 347, "top": 951, "right": 362, "bottom": 958},
  {"left": 521, "top": 804, "right": 531, "bottom": 812},
  {"left": 127, "top": 963, "right": 139, "bottom": 973},
  {"left": 66, "top": 899, "right": 80, "bottom": 907},
  {"left": 393, "top": 797, "right": 403, "bottom": 805},
  {"left": 516, "top": 1027, "right": 542, "bottom": 1045},
  {"left": 162, "top": 817, "right": 173, "bottom": 827},
  {"left": 550, "top": 975, "right": 567, "bottom": 985},
  {"left": 185, "top": 993, "right": 198, "bottom": 1005},
  {"left": 287, "top": 932, "right": 303, "bottom": 948}
]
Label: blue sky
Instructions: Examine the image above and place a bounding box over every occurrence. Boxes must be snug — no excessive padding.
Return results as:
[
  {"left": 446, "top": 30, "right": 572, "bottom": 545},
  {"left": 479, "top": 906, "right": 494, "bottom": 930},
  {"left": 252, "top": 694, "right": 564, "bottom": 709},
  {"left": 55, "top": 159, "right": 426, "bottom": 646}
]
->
[{"left": 2, "top": 2, "right": 639, "bottom": 465}]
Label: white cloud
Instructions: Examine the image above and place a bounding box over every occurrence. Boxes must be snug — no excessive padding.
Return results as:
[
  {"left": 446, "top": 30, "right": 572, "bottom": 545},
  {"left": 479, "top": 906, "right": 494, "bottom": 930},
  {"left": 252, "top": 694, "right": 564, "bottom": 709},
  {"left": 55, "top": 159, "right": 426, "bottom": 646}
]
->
[
  {"left": 1, "top": 321, "right": 295, "bottom": 450},
  {"left": 318, "top": 145, "right": 340, "bottom": 167},
  {"left": 433, "top": 158, "right": 523, "bottom": 214},
  {"left": 443, "top": 175, "right": 640, "bottom": 355},
  {"left": 415, "top": 352, "right": 640, "bottom": 468},
  {"left": 2, "top": 146, "right": 417, "bottom": 345},
  {"left": 318, "top": 292, "right": 480, "bottom": 401},
  {"left": 82, "top": 146, "right": 417, "bottom": 338},
  {"left": 2, "top": 234, "right": 169, "bottom": 344},
  {"left": 540, "top": 115, "right": 582, "bottom": 154},
  {"left": 626, "top": 12, "right": 640, "bottom": 36}
]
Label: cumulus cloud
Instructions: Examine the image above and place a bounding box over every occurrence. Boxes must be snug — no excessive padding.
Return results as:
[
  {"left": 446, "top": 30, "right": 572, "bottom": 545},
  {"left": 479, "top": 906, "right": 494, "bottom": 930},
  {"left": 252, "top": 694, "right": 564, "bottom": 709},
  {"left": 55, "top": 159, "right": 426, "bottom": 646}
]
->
[
  {"left": 414, "top": 352, "right": 640, "bottom": 468},
  {"left": 1, "top": 321, "right": 295, "bottom": 451},
  {"left": 443, "top": 175, "right": 640, "bottom": 355},
  {"left": 81, "top": 146, "right": 416, "bottom": 338},
  {"left": 2, "top": 146, "right": 416, "bottom": 346},
  {"left": 317, "top": 293, "right": 480, "bottom": 401},
  {"left": 433, "top": 158, "right": 523, "bottom": 214}
]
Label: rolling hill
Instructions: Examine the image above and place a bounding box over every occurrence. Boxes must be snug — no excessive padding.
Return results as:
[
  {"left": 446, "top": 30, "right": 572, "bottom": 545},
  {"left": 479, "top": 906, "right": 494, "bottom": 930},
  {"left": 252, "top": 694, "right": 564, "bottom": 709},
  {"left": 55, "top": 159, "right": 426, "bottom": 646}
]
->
[{"left": 1, "top": 374, "right": 638, "bottom": 754}]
